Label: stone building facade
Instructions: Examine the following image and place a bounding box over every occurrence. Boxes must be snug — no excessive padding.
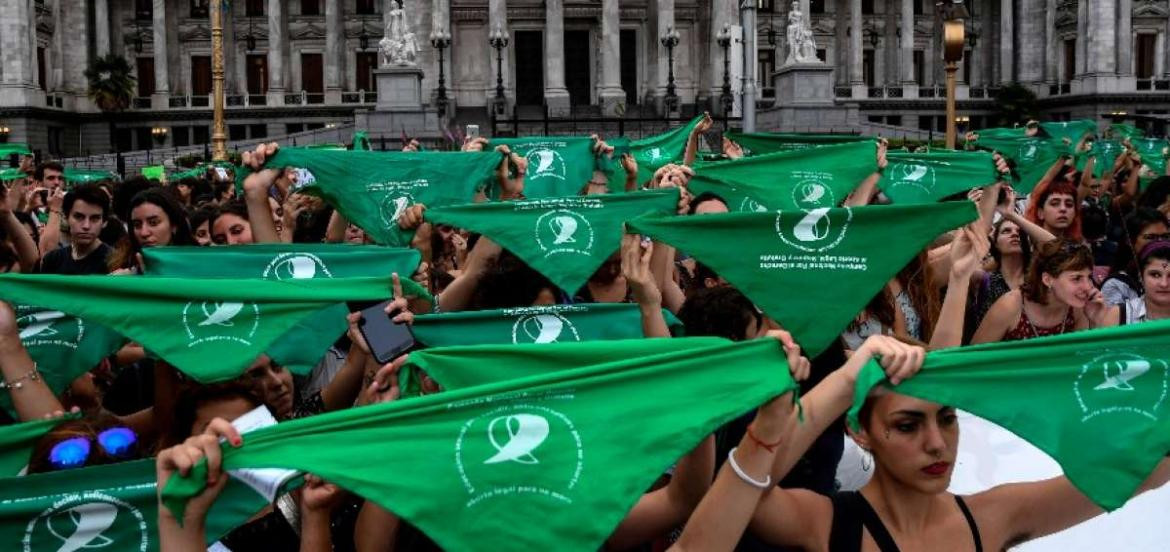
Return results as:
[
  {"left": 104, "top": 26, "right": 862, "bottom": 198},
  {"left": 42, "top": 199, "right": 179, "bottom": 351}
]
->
[{"left": 0, "top": 0, "right": 1168, "bottom": 156}]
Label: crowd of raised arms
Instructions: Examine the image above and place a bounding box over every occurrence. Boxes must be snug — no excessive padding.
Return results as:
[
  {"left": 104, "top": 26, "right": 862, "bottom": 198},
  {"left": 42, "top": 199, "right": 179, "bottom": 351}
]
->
[{"left": 0, "top": 113, "right": 1168, "bottom": 552}]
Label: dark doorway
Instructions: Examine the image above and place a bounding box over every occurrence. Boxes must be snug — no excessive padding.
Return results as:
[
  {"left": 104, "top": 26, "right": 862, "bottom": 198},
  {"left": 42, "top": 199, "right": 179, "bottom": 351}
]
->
[
  {"left": 136, "top": 57, "right": 155, "bottom": 97},
  {"left": 620, "top": 29, "right": 637, "bottom": 105},
  {"left": 301, "top": 53, "right": 324, "bottom": 103},
  {"left": 356, "top": 52, "right": 378, "bottom": 92},
  {"left": 191, "top": 56, "right": 212, "bottom": 96},
  {"left": 564, "top": 30, "right": 591, "bottom": 106},
  {"left": 514, "top": 30, "right": 544, "bottom": 105},
  {"left": 246, "top": 54, "right": 268, "bottom": 94}
]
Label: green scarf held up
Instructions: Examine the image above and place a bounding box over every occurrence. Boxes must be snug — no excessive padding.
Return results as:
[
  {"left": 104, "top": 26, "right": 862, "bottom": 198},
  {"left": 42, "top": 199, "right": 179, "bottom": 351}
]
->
[
  {"left": 161, "top": 337, "right": 797, "bottom": 552},
  {"left": 250, "top": 147, "right": 502, "bottom": 247},
  {"left": 0, "top": 274, "right": 422, "bottom": 382},
  {"left": 880, "top": 151, "right": 998, "bottom": 205},
  {"left": 0, "top": 458, "right": 271, "bottom": 552},
  {"left": 627, "top": 115, "right": 704, "bottom": 184},
  {"left": 848, "top": 319, "right": 1170, "bottom": 512},
  {"left": 1077, "top": 139, "right": 1127, "bottom": 178},
  {"left": 1110, "top": 123, "right": 1145, "bottom": 140},
  {"left": 1130, "top": 137, "right": 1170, "bottom": 186},
  {"left": 627, "top": 201, "right": 978, "bottom": 356},
  {"left": 971, "top": 134, "right": 1068, "bottom": 194},
  {"left": 1040, "top": 119, "right": 1098, "bottom": 146},
  {"left": 687, "top": 141, "right": 878, "bottom": 213},
  {"left": 411, "top": 303, "right": 682, "bottom": 348},
  {"left": 724, "top": 131, "right": 871, "bottom": 156},
  {"left": 11, "top": 306, "right": 124, "bottom": 419},
  {"left": 0, "top": 414, "right": 81, "bottom": 476},
  {"left": 143, "top": 244, "right": 422, "bottom": 375},
  {"left": 490, "top": 137, "right": 598, "bottom": 198},
  {"left": 425, "top": 189, "right": 680, "bottom": 294}
]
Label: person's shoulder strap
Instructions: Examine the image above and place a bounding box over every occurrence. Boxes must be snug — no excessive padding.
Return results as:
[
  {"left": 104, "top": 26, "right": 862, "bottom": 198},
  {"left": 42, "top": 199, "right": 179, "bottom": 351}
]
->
[
  {"left": 954, "top": 495, "right": 984, "bottom": 552},
  {"left": 829, "top": 492, "right": 900, "bottom": 552}
]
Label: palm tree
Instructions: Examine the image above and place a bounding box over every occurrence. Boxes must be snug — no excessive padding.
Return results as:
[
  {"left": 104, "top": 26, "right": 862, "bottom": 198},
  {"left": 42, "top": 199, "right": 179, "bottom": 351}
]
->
[{"left": 85, "top": 54, "right": 137, "bottom": 153}]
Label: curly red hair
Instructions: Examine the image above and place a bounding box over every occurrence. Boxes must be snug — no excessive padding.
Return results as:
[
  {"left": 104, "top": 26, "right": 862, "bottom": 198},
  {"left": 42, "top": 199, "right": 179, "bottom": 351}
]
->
[{"left": 1026, "top": 178, "right": 1083, "bottom": 241}]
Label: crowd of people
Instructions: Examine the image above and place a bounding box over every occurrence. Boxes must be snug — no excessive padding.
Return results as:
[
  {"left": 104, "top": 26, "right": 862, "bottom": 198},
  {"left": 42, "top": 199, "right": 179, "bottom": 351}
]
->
[{"left": 0, "top": 113, "right": 1169, "bottom": 552}]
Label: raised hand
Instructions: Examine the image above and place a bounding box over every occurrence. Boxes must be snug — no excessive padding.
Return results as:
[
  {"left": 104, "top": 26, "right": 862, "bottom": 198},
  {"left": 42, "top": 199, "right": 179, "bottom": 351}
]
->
[
  {"left": 155, "top": 418, "right": 243, "bottom": 524},
  {"left": 621, "top": 234, "right": 660, "bottom": 308},
  {"left": 856, "top": 335, "right": 925, "bottom": 386},
  {"left": 397, "top": 203, "right": 426, "bottom": 230}
]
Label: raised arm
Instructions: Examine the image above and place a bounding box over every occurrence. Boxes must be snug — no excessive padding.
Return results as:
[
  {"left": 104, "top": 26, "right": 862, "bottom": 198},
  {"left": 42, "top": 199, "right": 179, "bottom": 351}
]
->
[
  {"left": 969, "top": 290, "right": 1022, "bottom": 345},
  {"left": 435, "top": 235, "right": 501, "bottom": 313},
  {"left": 1, "top": 183, "right": 39, "bottom": 271},
  {"left": 843, "top": 139, "right": 887, "bottom": 208},
  {"left": 37, "top": 188, "right": 64, "bottom": 260},
  {"left": 929, "top": 226, "right": 989, "bottom": 350},
  {"left": 683, "top": 113, "right": 713, "bottom": 167},
  {"left": 240, "top": 142, "right": 284, "bottom": 244},
  {"left": 324, "top": 209, "right": 349, "bottom": 243},
  {"left": 607, "top": 436, "right": 715, "bottom": 550},
  {"left": 998, "top": 185, "right": 1057, "bottom": 245},
  {"left": 621, "top": 234, "right": 671, "bottom": 338},
  {"left": 0, "top": 301, "right": 65, "bottom": 421}
]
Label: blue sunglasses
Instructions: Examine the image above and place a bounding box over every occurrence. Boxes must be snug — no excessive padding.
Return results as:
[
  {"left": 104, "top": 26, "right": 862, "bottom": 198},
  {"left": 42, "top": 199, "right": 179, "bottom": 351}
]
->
[{"left": 48, "top": 427, "right": 138, "bottom": 470}]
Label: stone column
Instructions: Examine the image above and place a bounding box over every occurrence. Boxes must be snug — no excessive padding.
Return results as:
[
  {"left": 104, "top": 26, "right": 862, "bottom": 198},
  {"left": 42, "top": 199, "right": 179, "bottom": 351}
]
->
[
  {"left": 0, "top": 0, "right": 35, "bottom": 105},
  {"left": 849, "top": 0, "right": 863, "bottom": 92},
  {"left": 1045, "top": 0, "right": 1057, "bottom": 84},
  {"left": 900, "top": 0, "right": 914, "bottom": 86},
  {"left": 1165, "top": 16, "right": 1170, "bottom": 78},
  {"left": 545, "top": 0, "right": 571, "bottom": 115},
  {"left": 95, "top": 0, "right": 110, "bottom": 56},
  {"left": 710, "top": 0, "right": 736, "bottom": 102},
  {"left": 325, "top": 0, "right": 344, "bottom": 101},
  {"left": 222, "top": 1, "right": 238, "bottom": 94},
  {"left": 999, "top": 0, "right": 1012, "bottom": 84},
  {"left": 151, "top": 0, "right": 170, "bottom": 107},
  {"left": 487, "top": 0, "right": 510, "bottom": 111},
  {"left": 1117, "top": 0, "right": 1133, "bottom": 76},
  {"left": 1075, "top": 0, "right": 1087, "bottom": 77},
  {"left": 598, "top": 0, "right": 624, "bottom": 115},
  {"left": 1087, "top": 0, "right": 1117, "bottom": 75},
  {"left": 267, "top": 0, "right": 286, "bottom": 104},
  {"left": 1017, "top": 0, "right": 1042, "bottom": 84}
]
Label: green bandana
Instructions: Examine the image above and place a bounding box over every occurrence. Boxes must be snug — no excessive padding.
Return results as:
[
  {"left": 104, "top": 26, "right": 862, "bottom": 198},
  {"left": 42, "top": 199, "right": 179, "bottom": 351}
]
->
[
  {"left": 972, "top": 134, "right": 1068, "bottom": 194},
  {"left": 425, "top": 189, "right": 680, "bottom": 293},
  {"left": 0, "top": 459, "right": 271, "bottom": 551},
  {"left": 724, "top": 131, "right": 871, "bottom": 156},
  {"left": 0, "top": 274, "right": 420, "bottom": 382},
  {"left": 628, "top": 116, "right": 704, "bottom": 184},
  {"left": 12, "top": 306, "right": 124, "bottom": 419},
  {"left": 490, "top": 137, "right": 597, "bottom": 198},
  {"left": 411, "top": 303, "right": 682, "bottom": 348},
  {"left": 143, "top": 244, "right": 421, "bottom": 374},
  {"left": 1077, "top": 139, "right": 1127, "bottom": 178},
  {"left": 0, "top": 414, "right": 81, "bottom": 476},
  {"left": 1040, "top": 119, "right": 1098, "bottom": 146},
  {"left": 880, "top": 151, "right": 998, "bottom": 204},
  {"left": 849, "top": 320, "right": 1170, "bottom": 511},
  {"left": 1110, "top": 123, "right": 1145, "bottom": 140},
  {"left": 0, "top": 144, "right": 32, "bottom": 157},
  {"left": 254, "top": 148, "right": 502, "bottom": 246},
  {"left": 627, "top": 202, "right": 978, "bottom": 355},
  {"left": 1130, "top": 137, "right": 1169, "bottom": 185},
  {"left": 687, "top": 141, "right": 878, "bottom": 212},
  {"left": 161, "top": 337, "right": 796, "bottom": 551}
]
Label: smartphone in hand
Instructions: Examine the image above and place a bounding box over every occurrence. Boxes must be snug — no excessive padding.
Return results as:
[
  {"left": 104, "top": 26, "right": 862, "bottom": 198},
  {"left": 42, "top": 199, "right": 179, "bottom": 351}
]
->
[{"left": 358, "top": 300, "right": 416, "bottom": 365}]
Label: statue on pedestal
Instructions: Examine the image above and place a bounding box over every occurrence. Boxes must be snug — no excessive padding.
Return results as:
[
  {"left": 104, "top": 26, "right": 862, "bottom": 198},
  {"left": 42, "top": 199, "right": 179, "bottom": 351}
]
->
[
  {"left": 785, "top": 1, "right": 820, "bottom": 65},
  {"left": 380, "top": 4, "right": 419, "bottom": 67}
]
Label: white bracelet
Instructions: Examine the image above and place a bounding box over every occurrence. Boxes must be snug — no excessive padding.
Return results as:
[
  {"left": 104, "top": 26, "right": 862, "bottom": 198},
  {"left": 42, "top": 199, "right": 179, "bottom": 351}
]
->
[{"left": 727, "top": 447, "right": 772, "bottom": 490}]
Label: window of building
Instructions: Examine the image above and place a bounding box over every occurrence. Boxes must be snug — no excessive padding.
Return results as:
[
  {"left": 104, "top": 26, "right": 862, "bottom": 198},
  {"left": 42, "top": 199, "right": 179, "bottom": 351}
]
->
[
  {"left": 193, "top": 126, "right": 210, "bottom": 145},
  {"left": 47, "top": 127, "right": 63, "bottom": 155},
  {"left": 1063, "top": 39, "right": 1076, "bottom": 81},
  {"left": 913, "top": 0, "right": 922, "bottom": 15},
  {"left": 250, "top": 124, "right": 268, "bottom": 139},
  {"left": 246, "top": 54, "right": 268, "bottom": 94},
  {"left": 863, "top": 50, "right": 875, "bottom": 86},
  {"left": 913, "top": 50, "right": 925, "bottom": 84},
  {"left": 172, "top": 126, "right": 190, "bottom": 147},
  {"left": 816, "top": 48, "right": 826, "bottom": 63},
  {"left": 758, "top": 0, "right": 774, "bottom": 11},
  {"left": 286, "top": 123, "right": 305, "bottom": 134},
  {"left": 116, "top": 128, "right": 134, "bottom": 152},
  {"left": 191, "top": 56, "right": 212, "bottom": 96},
  {"left": 809, "top": 0, "right": 824, "bottom": 14},
  {"left": 868, "top": 115, "right": 883, "bottom": 124},
  {"left": 302, "top": 0, "right": 320, "bottom": 15},
  {"left": 36, "top": 47, "right": 46, "bottom": 91},
  {"left": 962, "top": 51, "right": 971, "bottom": 84},
  {"left": 355, "top": 0, "right": 376, "bottom": 15},
  {"left": 1136, "top": 33, "right": 1157, "bottom": 80},
  {"left": 246, "top": 0, "right": 264, "bottom": 17},
  {"left": 135, "top": 0, "right": 152, "bottom": 20},
  {"left": 301, "top": 53, "right": 324, "bottom": 100},
  {"left": 356, "top": 52, "right": 378, "bottom": 91},
  {"left": 758, "top": 49, "right": 776, "bottom": 94},
  {"left": 862, "top": 0, "right": 874, "bottom": 15},
  {"left": 136, "top": 57, "right": 156, "bottom": 97},
  {"left": 307, "top": 123, "right": 325, "bottom": 131},
  {"left": 229, "top": 125, "right": 248, "bottom": 141},
  {"left": 136, "top": 127, "right": 153, "bottom": 151},
  {"left": 887, "top": 115, "right": 902, "bottom": 126},
  {"left": 190, "top": 0, "right": 209, "bottom": 18},
  {"left": 918, "top": 116, "right": 933, "bottom": 131}
]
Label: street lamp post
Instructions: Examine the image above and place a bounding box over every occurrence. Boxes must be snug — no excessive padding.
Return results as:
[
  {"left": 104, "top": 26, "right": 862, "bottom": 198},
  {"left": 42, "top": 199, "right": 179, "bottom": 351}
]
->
[
  {"left": 209, "top": 0, "right": 227, "bottom": 161},
  {"left": 431, "top": 26, "right": 452, "bottom": 117},
  {"left": 660, "top": 26, "right": 681, "bottom": 113},
  {"left": 717, "top": 23, "right": 734, "bottom": 118},
  {"left": 489, "top": 25, "right": 509, "bottom": 116},
  {"left": 937, "top": 0, "right": 969, "bottom": 150}
]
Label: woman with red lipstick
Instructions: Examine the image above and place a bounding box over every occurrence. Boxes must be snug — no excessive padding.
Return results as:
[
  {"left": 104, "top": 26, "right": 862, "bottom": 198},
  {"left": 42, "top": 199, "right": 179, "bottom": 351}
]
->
[
  {"left": 971, "top": 239, "right": 1118, "bottom": 344},
  {"left": 1120, "top": 241, "right": 1170, "bottom": 324},
  {"left": 108, "top": 188, "right": 194, "bottom": 273}
]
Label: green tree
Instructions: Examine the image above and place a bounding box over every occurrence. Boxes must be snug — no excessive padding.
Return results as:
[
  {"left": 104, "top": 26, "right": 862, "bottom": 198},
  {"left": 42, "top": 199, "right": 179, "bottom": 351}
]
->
[
  {"left": 991, "top": 83, "right": 1040, "bottom": 128},
  {"left": 85, "top": 54, "right": 137, "bottom": 153}
]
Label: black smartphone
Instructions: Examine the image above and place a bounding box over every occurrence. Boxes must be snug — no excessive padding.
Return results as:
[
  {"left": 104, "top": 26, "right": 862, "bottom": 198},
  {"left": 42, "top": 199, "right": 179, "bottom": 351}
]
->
[{"left": 358, "top": 300, "right": 415, "bottom": 365}]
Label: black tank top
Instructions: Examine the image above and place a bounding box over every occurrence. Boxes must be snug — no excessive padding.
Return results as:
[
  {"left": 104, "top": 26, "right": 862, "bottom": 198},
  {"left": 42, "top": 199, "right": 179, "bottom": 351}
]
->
[{"left": 828, "top": 491, "right": 983, "bottom": 552}]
